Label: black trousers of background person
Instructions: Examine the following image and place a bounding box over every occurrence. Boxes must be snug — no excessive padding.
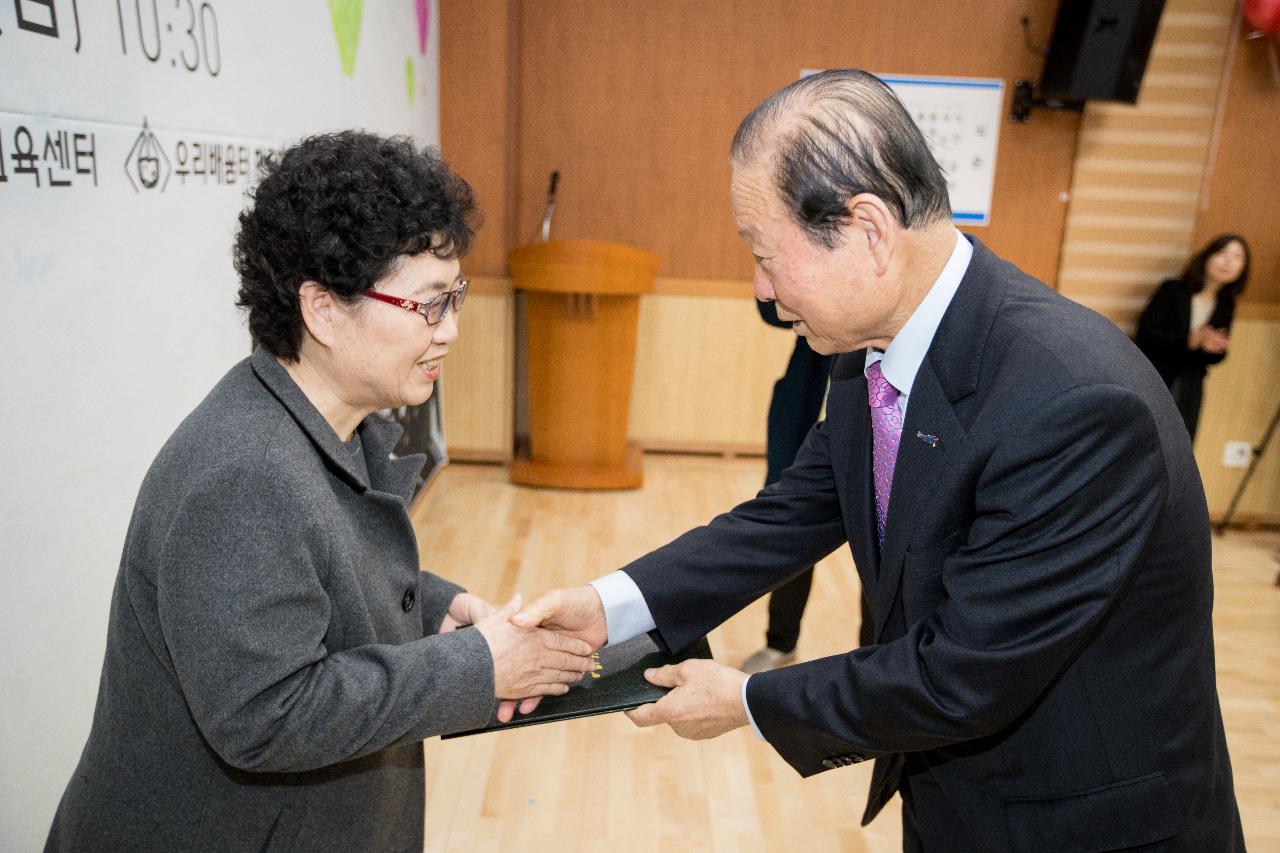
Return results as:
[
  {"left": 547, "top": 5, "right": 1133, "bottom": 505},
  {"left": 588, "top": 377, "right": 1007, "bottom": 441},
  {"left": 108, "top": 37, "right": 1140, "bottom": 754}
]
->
[
  {"left": 1168, "top": 370, "right": 1206, "bottom": 442},
  {"left": 758, "top": 302, "right": 874, "bottom": 652}
]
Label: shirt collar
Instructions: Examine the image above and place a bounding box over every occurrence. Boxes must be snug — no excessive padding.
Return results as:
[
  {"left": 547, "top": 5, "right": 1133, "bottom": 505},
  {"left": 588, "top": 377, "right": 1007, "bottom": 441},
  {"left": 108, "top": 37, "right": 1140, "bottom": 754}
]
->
[{"left": 864, "top": 230, "right": 972, "bottom": 396}]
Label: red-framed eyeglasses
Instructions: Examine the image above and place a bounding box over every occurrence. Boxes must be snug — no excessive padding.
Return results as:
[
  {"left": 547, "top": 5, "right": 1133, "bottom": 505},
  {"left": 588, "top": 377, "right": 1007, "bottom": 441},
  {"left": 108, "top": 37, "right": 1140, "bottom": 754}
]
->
[{"left": 362, "top": 278, "right": 470, "bottom": 325}]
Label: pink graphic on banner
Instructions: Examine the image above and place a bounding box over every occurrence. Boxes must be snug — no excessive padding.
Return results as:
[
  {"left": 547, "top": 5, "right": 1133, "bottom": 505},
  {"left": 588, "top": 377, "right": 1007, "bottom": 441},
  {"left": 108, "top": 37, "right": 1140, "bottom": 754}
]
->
[{"left": 415, "top": 0, "right": 430, "bottom": 55}]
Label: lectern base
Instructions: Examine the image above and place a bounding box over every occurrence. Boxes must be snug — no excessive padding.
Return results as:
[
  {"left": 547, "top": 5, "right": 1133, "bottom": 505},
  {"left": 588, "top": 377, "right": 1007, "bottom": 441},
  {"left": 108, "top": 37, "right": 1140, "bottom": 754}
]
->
[{"left": 509, "top": 442, "right": 644, "bottom": 490}]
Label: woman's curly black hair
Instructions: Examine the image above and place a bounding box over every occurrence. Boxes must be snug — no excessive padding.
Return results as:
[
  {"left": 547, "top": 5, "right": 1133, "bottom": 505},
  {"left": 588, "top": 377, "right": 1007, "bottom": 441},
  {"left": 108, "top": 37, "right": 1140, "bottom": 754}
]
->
[{"left": 233, "top": 130, "right": 479, "bottom": 360}]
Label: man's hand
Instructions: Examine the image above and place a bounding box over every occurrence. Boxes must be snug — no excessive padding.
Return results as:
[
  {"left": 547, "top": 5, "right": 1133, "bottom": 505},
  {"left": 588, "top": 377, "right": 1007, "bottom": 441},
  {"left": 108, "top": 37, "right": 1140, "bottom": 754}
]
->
[
  {"left": 438, "top": 592, "right": 495, "bottom": 633},
  {"left": 474, "top": 596, "right": 597, "bottom": 722},
  {"left": 511, "top": 586, "right": 609, "bottom": 651},
  {"left": 624, "top": 659, "right": 749, "bottom": 740}
]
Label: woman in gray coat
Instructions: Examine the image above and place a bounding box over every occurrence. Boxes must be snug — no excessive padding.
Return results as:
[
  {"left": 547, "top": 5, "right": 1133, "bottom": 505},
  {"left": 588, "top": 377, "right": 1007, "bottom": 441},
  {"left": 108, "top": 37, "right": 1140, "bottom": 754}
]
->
[{"left": 45, "top": 131, "right": 595, "bottom": 852}]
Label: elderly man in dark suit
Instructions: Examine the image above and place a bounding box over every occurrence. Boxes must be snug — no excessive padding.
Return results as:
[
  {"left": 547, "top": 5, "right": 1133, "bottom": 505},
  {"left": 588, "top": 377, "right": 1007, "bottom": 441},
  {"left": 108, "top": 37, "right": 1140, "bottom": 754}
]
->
[{"left": 514, "top": 69, "right": 1244, "bottom": 851}]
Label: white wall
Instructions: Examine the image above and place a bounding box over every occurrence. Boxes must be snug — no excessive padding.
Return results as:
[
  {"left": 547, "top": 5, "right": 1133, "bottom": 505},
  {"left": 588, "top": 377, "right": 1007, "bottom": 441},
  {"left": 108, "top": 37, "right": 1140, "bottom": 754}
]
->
[{"left": 0, "top": 3, "right": 441, "bottom": 848}]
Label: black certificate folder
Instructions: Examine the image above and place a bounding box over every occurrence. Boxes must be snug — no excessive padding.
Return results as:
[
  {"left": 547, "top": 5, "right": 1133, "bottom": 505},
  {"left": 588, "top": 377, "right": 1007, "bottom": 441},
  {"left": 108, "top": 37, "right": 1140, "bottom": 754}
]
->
[{"left": 444, "top": 634, "right": 713, "bottom": 738}]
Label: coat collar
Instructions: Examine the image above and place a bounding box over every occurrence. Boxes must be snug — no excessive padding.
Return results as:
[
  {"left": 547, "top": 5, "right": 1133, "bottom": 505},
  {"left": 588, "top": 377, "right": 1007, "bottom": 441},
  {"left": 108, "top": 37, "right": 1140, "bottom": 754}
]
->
[
  {"left": 919, "top": 235, "right": 1009, "bottom": 406},
  {"left": 249, "top": 347, "right": 423, "bottom": 503}
]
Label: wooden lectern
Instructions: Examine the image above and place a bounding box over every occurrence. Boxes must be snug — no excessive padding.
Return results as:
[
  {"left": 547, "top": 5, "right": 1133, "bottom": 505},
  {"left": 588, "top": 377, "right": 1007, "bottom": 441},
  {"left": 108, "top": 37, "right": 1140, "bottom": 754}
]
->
[{"left": 508, "top": 239, "right": 658, "bottom": 489}]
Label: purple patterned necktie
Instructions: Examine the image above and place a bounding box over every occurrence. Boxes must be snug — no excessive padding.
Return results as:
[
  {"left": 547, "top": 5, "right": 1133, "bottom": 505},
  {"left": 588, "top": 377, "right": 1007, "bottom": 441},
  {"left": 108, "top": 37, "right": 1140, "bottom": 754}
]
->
[{"left": 866, "top": 361, "right": 903, "bottom": 546}]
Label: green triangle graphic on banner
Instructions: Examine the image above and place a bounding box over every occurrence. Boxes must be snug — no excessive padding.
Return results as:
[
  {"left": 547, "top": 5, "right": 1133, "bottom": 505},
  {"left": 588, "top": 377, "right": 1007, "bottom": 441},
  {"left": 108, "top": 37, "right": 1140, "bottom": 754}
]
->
[{"left": 328, "top": 0, "right": 363, "bottom": 78}]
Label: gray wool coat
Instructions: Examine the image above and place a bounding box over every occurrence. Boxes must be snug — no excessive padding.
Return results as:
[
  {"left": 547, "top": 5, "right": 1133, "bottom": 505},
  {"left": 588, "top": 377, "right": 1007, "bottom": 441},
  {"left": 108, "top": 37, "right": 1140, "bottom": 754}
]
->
[{"left": 45, "top": 347, "right": 499, "bottom": 853}]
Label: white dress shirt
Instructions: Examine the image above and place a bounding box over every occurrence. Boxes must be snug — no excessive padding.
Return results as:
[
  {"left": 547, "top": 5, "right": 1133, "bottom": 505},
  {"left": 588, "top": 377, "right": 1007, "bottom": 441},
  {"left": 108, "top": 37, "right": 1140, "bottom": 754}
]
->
[{"left": 589, "top": 230, "right": 973, "bottom": 739}]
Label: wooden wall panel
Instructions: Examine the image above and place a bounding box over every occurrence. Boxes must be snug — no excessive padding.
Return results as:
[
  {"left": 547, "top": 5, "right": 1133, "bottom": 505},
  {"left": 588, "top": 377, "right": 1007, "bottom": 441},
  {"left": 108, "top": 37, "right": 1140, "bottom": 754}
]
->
[
  {"left": 627, "top": 295, "right": 797, "bottom": 453},
  {"left": 441, "top": 288, "right": 514, "bottom": 460},
  {"left": 443, "top": 1, "right": 1277, "bottom": 478},
  {"left": 439, "top": 0, "right": 517, "bottom": 277},
  {"left": 438, "top": 278, "right": 796, "bottom": 457},
  {"left": 440, "top": 0, "right": 1087, "bottom": 457},
  {"left": 1183, "top": 10, "right": 1280, "bottom": 519},
  {"left": 1191, "top": 21, "right": 1280, "bottom": 307},
  {"left": 440, "top": 5, "right": 1277, "bottom": 513},
  {"left": 514, "top": 0, "right": 1079, "bottom": 286},
  {"left": 439, "top": 1, "right": 518, "bottom": 457},
  {"left": 1195, "top": 320, "right": 1280, "bottom": 520},
  {"left": 1057, "top": 0, "right": 1235, "bottom": 333}
]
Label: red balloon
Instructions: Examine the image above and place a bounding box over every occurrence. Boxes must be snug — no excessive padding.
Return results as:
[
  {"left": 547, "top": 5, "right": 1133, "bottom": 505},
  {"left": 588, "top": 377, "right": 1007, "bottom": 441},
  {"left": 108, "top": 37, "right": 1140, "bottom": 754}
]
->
[{"left": 1244, "top": 0, "right": 1280, "bottom": 35}]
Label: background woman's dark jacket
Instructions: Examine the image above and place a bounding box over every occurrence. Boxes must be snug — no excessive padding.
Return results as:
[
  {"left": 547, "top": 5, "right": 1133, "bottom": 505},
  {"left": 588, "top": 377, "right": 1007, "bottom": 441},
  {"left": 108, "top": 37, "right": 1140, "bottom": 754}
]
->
[{"left": 1136, "top": 278, "right": 1236, "bottom": 439}]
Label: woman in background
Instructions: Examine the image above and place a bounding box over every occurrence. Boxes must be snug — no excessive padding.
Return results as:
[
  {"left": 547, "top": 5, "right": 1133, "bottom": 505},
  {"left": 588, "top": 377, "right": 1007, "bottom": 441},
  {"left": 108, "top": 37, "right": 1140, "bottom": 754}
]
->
[
  {"left": 45, "top": 131, "right": 594, "bottom": 853},
  {"left": 1136, "top": 234, "right": 1250, "bottom": 442}
]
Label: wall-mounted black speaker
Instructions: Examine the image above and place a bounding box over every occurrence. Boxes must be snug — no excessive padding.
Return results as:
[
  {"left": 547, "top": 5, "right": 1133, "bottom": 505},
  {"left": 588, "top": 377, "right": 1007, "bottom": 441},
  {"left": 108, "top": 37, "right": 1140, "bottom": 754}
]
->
[{"left": 1039, "top": 0, "right": 1167, "bottom": 104}]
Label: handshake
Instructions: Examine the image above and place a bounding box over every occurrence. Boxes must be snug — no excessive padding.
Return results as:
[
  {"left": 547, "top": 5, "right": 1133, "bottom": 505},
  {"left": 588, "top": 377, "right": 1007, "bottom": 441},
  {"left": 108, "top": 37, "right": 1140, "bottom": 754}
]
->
[{"left": 441, "top": 585, "right": 749, "bottom": 739}]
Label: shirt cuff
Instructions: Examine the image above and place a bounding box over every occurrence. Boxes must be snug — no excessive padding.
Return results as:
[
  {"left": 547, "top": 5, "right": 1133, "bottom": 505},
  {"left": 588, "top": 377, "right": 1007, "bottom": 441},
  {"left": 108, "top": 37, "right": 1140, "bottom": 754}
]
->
[
  {"left": 742, "top": 674, "right": 765, "bottom": 740},
  {"left": 588, "top": 571, "right": 656, "bottom": 646}
]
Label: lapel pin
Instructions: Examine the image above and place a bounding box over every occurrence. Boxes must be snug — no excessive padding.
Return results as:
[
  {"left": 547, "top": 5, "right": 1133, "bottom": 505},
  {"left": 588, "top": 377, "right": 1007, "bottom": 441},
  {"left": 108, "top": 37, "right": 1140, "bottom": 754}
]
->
[{"left": 916, "top": 431, "right": 939, "bottom": 448}]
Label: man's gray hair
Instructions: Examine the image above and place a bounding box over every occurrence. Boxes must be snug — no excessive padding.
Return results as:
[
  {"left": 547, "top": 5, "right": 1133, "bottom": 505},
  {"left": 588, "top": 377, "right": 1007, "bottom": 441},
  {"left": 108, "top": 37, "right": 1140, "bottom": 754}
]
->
[{"left": 731, "top": 69, "right": 951, "bottom": 247}]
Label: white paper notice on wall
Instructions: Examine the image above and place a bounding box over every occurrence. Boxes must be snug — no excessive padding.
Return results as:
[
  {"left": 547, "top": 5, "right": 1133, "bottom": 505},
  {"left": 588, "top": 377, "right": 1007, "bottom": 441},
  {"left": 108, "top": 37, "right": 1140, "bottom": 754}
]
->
[{"left": 801, "top": 71, "right": 1004, "bottom": 227}]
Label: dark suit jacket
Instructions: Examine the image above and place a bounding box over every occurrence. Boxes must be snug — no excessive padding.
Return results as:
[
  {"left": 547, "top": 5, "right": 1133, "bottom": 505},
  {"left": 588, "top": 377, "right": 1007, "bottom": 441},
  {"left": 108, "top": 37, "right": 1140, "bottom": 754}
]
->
[
  {"left": 622, "top": 239, "right": 1242, "bottom": 852},
  {"left": 46, "top": 348, "right": 498, "bottom": 853},
  {"left": 1135, "top": 278, "right": 1234, "bottom": 385}
]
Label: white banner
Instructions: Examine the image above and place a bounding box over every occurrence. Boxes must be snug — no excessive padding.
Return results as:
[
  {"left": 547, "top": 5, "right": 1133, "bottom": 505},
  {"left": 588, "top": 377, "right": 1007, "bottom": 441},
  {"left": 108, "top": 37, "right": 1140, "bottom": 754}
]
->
[{"left": 0, "top": 3, "right": 442, "bottom": 848}]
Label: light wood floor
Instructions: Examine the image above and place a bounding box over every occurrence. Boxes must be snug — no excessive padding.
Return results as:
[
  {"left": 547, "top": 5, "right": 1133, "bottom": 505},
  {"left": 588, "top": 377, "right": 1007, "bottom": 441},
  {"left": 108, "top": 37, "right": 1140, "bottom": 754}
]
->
[{"left": 414, "top": 455, "right": 1280, "bottom": 852}]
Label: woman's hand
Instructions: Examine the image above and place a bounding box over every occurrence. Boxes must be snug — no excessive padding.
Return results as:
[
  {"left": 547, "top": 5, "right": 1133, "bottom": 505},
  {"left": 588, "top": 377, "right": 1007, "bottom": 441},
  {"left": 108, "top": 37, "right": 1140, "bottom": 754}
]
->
[
  {"left": 1202, "top": 327, "right": 1230, "bottom": 354},
  {"left": 438, "top": 592, "right": 496, "bottom": 633},
  {"left": 475, "top": 595, "right": 597, "bottom": 721},
  {"left": 1188, "top": 324, "right": 1207, "bottom": 350},
  {"left": 439, "top": 592, "right": 586, "bottom": 721},
  {"left": 1189, "top": 325, "right": 1230, "bottom": 354}
]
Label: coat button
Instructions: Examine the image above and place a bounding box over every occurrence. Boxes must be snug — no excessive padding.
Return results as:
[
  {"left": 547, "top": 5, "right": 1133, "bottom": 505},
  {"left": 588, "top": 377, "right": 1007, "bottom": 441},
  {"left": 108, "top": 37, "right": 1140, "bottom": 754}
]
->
[
  {"left": 821, "top": 759, "right": 836, "bottom": 770},
  {"left": 402, "top": 588, "right": 416, "bottom": 612}
]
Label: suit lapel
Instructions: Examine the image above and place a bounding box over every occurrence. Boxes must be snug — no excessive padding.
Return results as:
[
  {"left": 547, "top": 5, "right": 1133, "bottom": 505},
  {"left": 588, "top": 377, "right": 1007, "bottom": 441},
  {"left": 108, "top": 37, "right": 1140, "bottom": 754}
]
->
[
  {"left": 850, "top": 382, "right": 881, "bottom": 585},
  {"left": 873, "top": 359, "right": 964, "bottom": 641},
  {"left": 867, "top": 236, "right": 1009, "bottom": 640},
  {"left": 830, "top": 354, "right": 880, "bottom": 587}
]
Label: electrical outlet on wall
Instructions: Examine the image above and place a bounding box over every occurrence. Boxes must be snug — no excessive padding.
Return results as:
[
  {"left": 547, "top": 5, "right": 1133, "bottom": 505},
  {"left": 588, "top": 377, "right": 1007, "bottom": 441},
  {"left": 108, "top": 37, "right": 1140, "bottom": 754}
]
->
[{"left": 1222, "top": 441, "right": 1253, "bottom": 469}]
